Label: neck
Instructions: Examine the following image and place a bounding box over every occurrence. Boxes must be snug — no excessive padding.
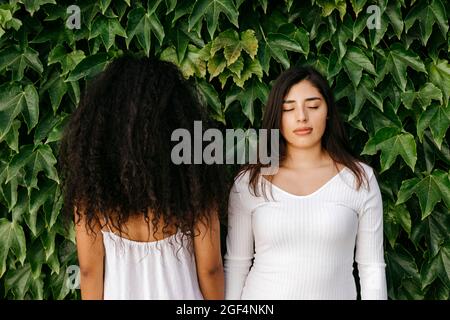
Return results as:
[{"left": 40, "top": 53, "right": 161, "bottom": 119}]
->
[{"left": 282, "top": 143, "right": 329, "bottom": 169}]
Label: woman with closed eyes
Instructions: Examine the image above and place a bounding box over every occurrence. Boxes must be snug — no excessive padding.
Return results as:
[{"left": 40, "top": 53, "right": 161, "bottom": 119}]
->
[{"left": 224, "top": 66, "right": 388, "bottom": 300}]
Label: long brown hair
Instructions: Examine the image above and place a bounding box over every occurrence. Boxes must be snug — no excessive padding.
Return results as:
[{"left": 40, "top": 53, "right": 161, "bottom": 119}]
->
[{"left": 240, "top": 65, "right": 369, "bottom": 198}]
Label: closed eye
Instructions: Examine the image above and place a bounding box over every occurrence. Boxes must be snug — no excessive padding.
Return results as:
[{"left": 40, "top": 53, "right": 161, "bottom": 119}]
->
[
  {"left": 282, "top": 108, "right": 294, "bottom": 112},
  {"left": 307, "top": 106, "right": 319, "bottom": 109}
]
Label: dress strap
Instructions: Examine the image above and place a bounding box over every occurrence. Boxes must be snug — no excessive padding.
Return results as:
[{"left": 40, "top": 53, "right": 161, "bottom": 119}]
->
[{"left": 102, "top": 217, "right": 113, "bottom": 233}]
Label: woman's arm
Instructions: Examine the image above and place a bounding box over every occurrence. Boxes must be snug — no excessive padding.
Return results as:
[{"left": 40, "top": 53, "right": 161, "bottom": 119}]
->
[
  {"left": 194, "top": 211, "right": 224, "bottom": 300},
  {"left": 355, "top": 168, "right": 388, "bottom": 300},
  {"left": 223, "top": 177, "right": 255, "bottom": 300},
  {"left": 75, "top": 208, "right": 105, "bottom": 300}
]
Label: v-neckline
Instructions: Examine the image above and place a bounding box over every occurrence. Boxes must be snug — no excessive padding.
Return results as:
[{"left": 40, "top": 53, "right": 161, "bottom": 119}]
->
[{"left": 263, "top": 166, "right": 349, "bottom": 199}]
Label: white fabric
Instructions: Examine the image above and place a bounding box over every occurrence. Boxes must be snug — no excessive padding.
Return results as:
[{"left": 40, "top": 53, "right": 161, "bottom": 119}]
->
[
  {"left": 224, "top": 162, "right": 387, "bottom": 300},
  {"left": 101, "top": 228, "right": 203, "bottom": 300}
]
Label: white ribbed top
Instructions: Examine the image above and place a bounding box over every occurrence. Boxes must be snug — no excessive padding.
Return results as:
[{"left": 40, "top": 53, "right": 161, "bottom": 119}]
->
[
  {"left": 101, "top": 229, "right": 203, "bottom": 300},
  {"left": 224, "top": 162, "right": 387, "bottom": 300}
]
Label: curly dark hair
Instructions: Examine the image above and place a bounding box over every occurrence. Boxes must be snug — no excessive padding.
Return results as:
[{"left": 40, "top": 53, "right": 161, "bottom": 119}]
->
[{"left": 58, "top": 55, "right": 231, "bottom": 246}]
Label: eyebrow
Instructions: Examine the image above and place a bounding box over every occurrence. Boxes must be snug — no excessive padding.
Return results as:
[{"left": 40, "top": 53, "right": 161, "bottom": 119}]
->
[{"left": 282, "top": 97, "right": 322, "bottom": 103}]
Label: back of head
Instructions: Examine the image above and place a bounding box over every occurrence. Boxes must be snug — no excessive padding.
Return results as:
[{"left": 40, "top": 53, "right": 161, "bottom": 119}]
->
[{"left": 58, "top": 55, "right": 229, "bottom": 239}]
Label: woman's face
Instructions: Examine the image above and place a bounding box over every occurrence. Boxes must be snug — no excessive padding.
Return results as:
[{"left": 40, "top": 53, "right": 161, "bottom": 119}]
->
[{"left": 280, "top": 80, "right": 328, "bottom": 149}]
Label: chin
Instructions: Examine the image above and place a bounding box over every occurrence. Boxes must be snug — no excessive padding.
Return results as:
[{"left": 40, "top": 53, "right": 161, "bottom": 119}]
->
[{"left": 288, "top": 141, "right": 317, "bottom": 149}]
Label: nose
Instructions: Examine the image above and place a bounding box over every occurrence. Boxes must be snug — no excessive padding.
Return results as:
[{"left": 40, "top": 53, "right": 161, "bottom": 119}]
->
[{"left": 295, "top": 106, "right": 307, "bottom": 122}]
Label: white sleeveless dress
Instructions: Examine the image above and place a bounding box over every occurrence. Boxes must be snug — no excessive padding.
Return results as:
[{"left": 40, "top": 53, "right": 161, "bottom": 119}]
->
[{"left": 101, "top": 226, "right": 204, "bottom": 300}]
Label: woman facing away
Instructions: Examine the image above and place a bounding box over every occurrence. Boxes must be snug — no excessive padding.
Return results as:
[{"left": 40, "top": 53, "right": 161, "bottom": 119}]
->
[
  {"left": 224, "top": 66, "right": 388, "bottom": 300},
  {"left": 58, "top": 55, "right": 229, "bottom": 300}
]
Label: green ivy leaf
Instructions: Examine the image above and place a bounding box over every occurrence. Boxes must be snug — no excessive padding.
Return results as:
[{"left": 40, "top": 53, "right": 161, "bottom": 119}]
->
[
  {"left": 45, "top": 245, "right": 60, "bottom": 276},
  {"left": 343, "top": 46, "right": 376, "bottom": 87},
  {"left": 21, "top": 0, "right": 56, "bottom": 16},
  {"left": 385, "top": 201, "right": 412, "bottom": 241},
  {"left": 28, "top": 272, "right": 44, "bottom": 299},
  {"left": 316, "top": 0, "right": 347, "bottom": 20},
  {"left": 227, "top": 56, "right": 244, "bottom": 78},
  {"left": 4, "top": 262, "right": 32, "bottom": 299},
  {"left": 27, "top": 179, "right": 57, "bottom": 237},
  {"left": 267, "top": 32, "right": 307, "bottom": 57},
  {"left": 331, "top": 25, "right": 349, "bottom": 63},
  {"left": 0, "top": 8, "right": 22, "bottom": 37},
  {"left": 45, "top": 113, "right": 69, "bottom": 143},
  {"left": 225, "top": 78, "right": 268, "bottom": 124},
  {"left": 165, "top": 0, "right": 177, "bottom": 13},
  {"left": 7, "top": 144, "right": 59, "bottom": 191},
  {"left": 440, "top": 244, "right": 450, "bottom": 287},
  {"left": 89, "top": 16, "right": 127, "bottom": 51},
  {"left": 396, "top": 170, "right": 450, "bottom": 220},
  {"left": 428, "top": 59, "right": 450, "bottom": 106},
  {"left": 385, "top": 1, "right": 404, "bottom": 39},
  {"left": 4, "top": 120, "right": 20, "bottom": 153},
  {"left": 0, "top": 46, "right": 43, "bottom": 81},
  {"left": 362, "top": 100, "right": 402, "bottom": 134},
  {"left": 160, "top": 44, "right": 207, "bottom": 78},
  {"left": 172, "top": 0, "right": 193, "bottom": 24},
  {"left": 420, "top": 249, "right": 448, "bottom": 290},
  {"left": 258, "top": 28, "right": 308, "bottom": 70},
  {"left": 33, "top": 109, "right": 62, "bottom": 144},
  {"left": 327, "top": 50, "right": 341, "bottom": 79},
  {"left": 382, "top": 43, "right": 427, "bottom": 91},
  {"left": 100, "top": 0, "right": 112, "bottom": 14},
  {"left": 0, "top": 218, "right": 27, "bottom": 278},
  {"left": 211, "top": 29, "right": 258, "bottom": 66},
  {"left": 66, "top": 53, "right": 110, "bottom": 82},
  {"left": 41, "top": 228, "right": 56, "bottom": 261},
  {"left": 239, "top": 30, "right": 259, "bottom": 59},
  {"left": 416, "top": 102, "right": 450, "bottom": 148},
  {"left": 405, "top": 0, "right": 448, "bottom": 46},
  {"left": 43, "top": 184, "right": 63, "bottom": 230},
  {"left": 368, "top": 11, "right": 389, "bottom": 48},
  {"left": 197, "top": 79, "right": 223, "bottom": 122},
  {"left": 352, "top": 12, "right": 367, "bottom": 41},
  {"left": 386, "top": 247, "right": 422, "bottom": 298},
  {"left": 28, "top": 240, "right": 45, "bottom": 279},
  {"left": 362, "top": 126, "right": 417, "bottom": 173},
  {"left": 232, "top": 58, "right": 263, "bottom": 88},
  {"left": 384, "top": 213, "right": 400, "bottom": 248},
  {"left": 49, "top": 264, "right": 71, "bottom": 299},
  {"left": 175, "top": 27, "right": 190, "bottom": 62},
  {"left": 350, "top": 0, "right": 368, "bottom": 17},
  {"left": 47, "top": 46, "right": 85, "bottom": 76},
  {"left": 188, "top": 0, "right": 239, "bottom": 39},
  {"left": 207, "top": 53, "right": 227, "bottom": 79},
  {"left": 22, "top": 84, "right": 39, "bottom": 134},
  {"left": 349, "top": 74, "right": 383, "bottom": 120},
  {"left": 126, "top": 7, "right": 151, "bottom": 55},
  {"left": 47, "top": 74, "right": 68, "bottom": 114},
  {"left": 419, "top": 209, "right": 450, "bottom": 258},
  {"left": 401, "top": 82, "right": 442, "bottom": 110},
  {"left": 259, "top": 37, "right": 287, "bottom": 69},
  {"left": 0, "top": 84, "right": 26, "bottom": 141}
]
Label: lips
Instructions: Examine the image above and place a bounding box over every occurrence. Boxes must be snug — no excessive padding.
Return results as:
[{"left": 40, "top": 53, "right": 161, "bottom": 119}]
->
[{"left": 293, "top": 127, "right": 313, "bottom": 134}]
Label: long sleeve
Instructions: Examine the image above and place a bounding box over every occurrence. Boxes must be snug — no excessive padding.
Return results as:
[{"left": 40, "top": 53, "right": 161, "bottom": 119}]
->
[
  {"left": 224, "top": 180, "right": 255, "bottom": 300},
  {"left": 355, "top": 168, "right": 388, "bottom": 300}
]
